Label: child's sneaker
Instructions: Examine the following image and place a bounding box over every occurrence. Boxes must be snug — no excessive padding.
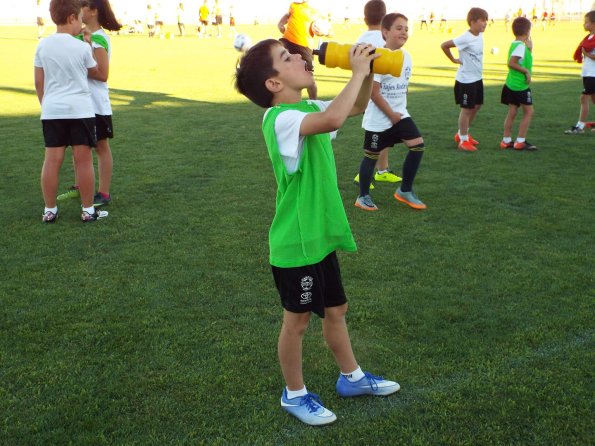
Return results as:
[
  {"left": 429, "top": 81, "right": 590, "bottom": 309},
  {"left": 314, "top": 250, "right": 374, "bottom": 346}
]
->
[
  {"left": 81, "top": 209, "right": 109, "bottom": 223},
  {"left": 454, "top": 133, "right": 479, "bottom": 145},
  {"left": 394, "top": 187, "right": 426, "bottom": 210},
  {"left": 336, "top": 372, "right": 400, "bottom": 397},
  {"left": 42, "top": 210, "right": 58, "bottom": 224},
  {"left": 280, "top": 390, "right": 337, "bottom": 426},
  {"left": 374, "top": 170, "right": 402, "bottom": 183},
  {"left": 353, "top": 174, "right": 374, "bottom": 190},
  {"left": 458, "top": 140, "right": 478, "bottom": 151},
  {"left": 57, "top": 185, "right": 80, "bottom": 201},
  {"left": 354, "top": 194, "right": 378, "bottom": 211},
  {"left": 93, "top": 192, "right": 112, "bottom": 207},
  {"left": 513, "top": 141, "right": 538, "bottom": 151},
  {"left": 499, "top": 140, "right": 514, "bottom": 149},
  {"left": 564, "top": 126, "right": 584, "bottom": 134}
]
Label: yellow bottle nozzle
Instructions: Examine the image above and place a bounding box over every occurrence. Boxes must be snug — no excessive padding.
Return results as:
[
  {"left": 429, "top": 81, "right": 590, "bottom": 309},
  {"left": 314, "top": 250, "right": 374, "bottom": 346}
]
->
[{"left": 313, "top": 42, "right": 404, "bottom": 77}]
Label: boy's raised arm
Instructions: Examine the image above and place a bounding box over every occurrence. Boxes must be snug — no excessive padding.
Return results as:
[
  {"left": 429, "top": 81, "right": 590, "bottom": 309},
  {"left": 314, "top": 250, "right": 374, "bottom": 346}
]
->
[{"left": 300, "top": 44, "right": 379, "bottom": 136}]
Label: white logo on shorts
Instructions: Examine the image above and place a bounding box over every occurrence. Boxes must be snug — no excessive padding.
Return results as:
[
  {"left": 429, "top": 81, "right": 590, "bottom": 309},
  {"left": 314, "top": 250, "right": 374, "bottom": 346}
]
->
[
  {"left": 301, "top": 276, "right": 313, "bottom": 291},
  {"left": 371, "top": 133, "right": 379, "bottom": 149},
  {"left": 300, "top": 292, "right": 312, "bottom": 305}
]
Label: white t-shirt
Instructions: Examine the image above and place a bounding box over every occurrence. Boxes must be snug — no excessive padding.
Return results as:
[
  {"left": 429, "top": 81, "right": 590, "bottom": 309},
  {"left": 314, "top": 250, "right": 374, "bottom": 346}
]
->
[
  {"left": 583, "top": 34, "right": 595, "bottom": 77},
  {"left": 362, "top": 49, "right": 412, "bottom": 132},
  {"left": 89, "top": 28, "right": 112, "bottom": 115},
  {"left": 452, "top": 31, "right": 484, "bottom": 83},
  {"left": 510, "top": 41, "right": 527, "bottom": 63},
  {"left": 356, "top": 29, "right": 385, "bottom": 47},
  {"left": 263, "top": 100, "right": 331, "bottom": 174},
  {"left": 34, "top": 33, "right": 96, "bottom": 120}
]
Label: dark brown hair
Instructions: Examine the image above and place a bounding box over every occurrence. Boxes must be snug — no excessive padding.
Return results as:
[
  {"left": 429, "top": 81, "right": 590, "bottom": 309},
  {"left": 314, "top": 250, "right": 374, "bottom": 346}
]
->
[
  {"left": 586, "top": 10, "right": 595, "bottom": 23},
  {"left": 381, "top": 12, "right": 408, "bottom": 32},
  {"left": 364, "top": 0, "right": 386, "bottom": 27},
  {"left": 235, "top": 39, "right": 280, "bottom": 108},
  {"left": 49, "top": 0, "right": 81, "bottom": 25},
  {"left": 467, "top": 7, "right": 488, "bottom": 26},
  {"left": 80, "top": 0, "right": 122, "bottom": 31},
  {"left": 511, "top": 17, "right": 531, "bottom": 37}
]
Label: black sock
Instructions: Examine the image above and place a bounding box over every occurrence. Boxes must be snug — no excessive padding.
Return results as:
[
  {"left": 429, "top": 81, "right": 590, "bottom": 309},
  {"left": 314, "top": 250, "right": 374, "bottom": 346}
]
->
[
  {"left": 401, "top": 150, "right": 423, "bottom": 192},
  {"left": 359, "top": 156, "right": 377, "bottom": 196}
]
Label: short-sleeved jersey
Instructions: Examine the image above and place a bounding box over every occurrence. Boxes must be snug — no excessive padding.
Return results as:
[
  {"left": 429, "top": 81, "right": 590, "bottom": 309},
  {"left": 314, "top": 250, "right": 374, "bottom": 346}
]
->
[
  {"left": 199, "top": 5, "right": 209, "bottom": 21},
  {"left": 362, "top": 49, "right": 413, "bottom": 132},
  {"left": 88, "top": 28, "right": 112, "bottom": 115},
  {"left": 505, "top": 41, "right": 532, "bottom": 91},
  {"left": 34, "top": 33, "right": 96, "bottom": 120},
  {"left": 282, "top": 1, "right": 317, "bottom": 48},
  {"left": 262, "top": 100, "right": 356, "bottom": 267},
  {"left": 452, "top": 31, "right": 484, "bottom": 83},
  {"left": 356, "top": 29, "right": 385, "bottom": 47},
  {"left": 583, "top": 34, "right": 595, "bottom": 77}
]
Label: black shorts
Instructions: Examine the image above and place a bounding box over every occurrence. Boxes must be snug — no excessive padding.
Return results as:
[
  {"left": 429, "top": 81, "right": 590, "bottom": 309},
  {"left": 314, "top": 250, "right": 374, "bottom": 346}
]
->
[
  {"left": 37, "top": 17, "right": 44, "bottom": 26},
  {"left": 42, "top": 118, "right": 96, "bottom": 148},
  {"left": 95, "top": 114, "right": 114, "bottom": 140},
  {"left": 215, "top": 15, "right": 223, "bottom": 25},
  {"left": 271, "top": 251, "right": 347, "bottom": 318},
  {"left": 363, "top": 117, "right": 422, "bottom": 152},
  {"left": 155, "top": 20, "right": 164, "bottom": 26},
  {"left": 279, "top": 38, "right": 314, "bottom": 71},
  {"left": 454, "top": 79, "right": 484, "bottom": 108},
  {"left": 200, "top": 20, "right": 208, "bottom": 26},
  {"left": 500, "top": 85, "right": 533, "bottom": 106},
  {"left": 582, "top": 76, "right": 595, "bottom": 95}
]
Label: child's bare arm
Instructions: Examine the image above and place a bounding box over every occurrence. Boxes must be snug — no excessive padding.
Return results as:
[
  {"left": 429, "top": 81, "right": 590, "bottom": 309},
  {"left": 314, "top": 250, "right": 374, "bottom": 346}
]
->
[
  {"left": 34, "top": 67, "right": 44, "bottom": 104},
  {"left": 300, "top": 44, "right": 379, "bottom": 135},
  {"left": 88, "top": 47, "right": 109, "bottom": 82},
  {"left": 371, "top": 81, "right": 401, "bottom": 123},
  {"left": 277, "top": 13, "right": 289, "bottom": 34},
  {"left": 440, "top": 40, "right": 461, "bottom": 64},
  {"left": 508, "top": 56, "right": 531, "bottom": 84}
]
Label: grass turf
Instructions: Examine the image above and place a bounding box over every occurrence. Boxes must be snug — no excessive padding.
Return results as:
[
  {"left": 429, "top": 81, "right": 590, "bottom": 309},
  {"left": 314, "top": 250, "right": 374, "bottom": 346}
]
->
[{"left": 0, "top": 21, "right": 593, "bottom": 444}]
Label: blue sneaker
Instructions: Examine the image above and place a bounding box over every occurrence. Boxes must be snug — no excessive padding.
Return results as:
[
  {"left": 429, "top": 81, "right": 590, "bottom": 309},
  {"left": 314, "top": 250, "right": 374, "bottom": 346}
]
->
[
  {"left": 336, "top": 372, "right": 400, "bottom": 397},
  {"left": 280, "top": 389, "right": 337, "bottom": 426}
]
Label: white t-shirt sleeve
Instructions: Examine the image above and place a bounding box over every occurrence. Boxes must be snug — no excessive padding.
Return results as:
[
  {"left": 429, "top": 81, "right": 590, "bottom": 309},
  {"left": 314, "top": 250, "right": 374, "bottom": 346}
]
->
[
  {"left": 84, "top": 44, "right": 97, "bottom": 69},
  {"left": 453, "top": 32, "right": 472, "bottom": 50},
  {"left": 510, "top": 43, "right": 526, "bottom": 60},
  {"left": 274, "top": 100, "right": 330, "bottom": 174}
]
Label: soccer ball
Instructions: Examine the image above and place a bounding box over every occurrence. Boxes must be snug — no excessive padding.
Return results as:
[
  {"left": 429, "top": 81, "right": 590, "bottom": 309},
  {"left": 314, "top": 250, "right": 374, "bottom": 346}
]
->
[
  {"left": 490, "top": 47, "right": 499, "bottom": 55},
  {"left": 310, "top": 19, "right": 331, "bottom": 37},
  {"left": 233, "top": 33, "right": 252, "bottom": 52}
]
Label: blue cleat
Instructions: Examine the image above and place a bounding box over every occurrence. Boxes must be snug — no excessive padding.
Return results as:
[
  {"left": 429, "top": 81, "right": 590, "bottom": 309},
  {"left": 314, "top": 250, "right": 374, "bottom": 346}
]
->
[
  {"left": 336, "top": 372, "right": 400, "bottom": 397},
  {"left": 281, "top": 389, "right": 337, "bottom": 426}
]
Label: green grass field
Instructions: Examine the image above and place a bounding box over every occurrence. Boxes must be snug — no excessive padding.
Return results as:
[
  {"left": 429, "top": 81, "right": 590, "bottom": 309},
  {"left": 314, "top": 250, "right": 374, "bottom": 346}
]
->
[{"left": 1, "top": 21, "right": 593, "bottom": 444}]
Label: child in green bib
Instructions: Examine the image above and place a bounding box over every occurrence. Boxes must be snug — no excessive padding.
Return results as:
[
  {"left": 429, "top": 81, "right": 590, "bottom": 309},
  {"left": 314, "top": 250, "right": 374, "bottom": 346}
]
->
[
  {"left": 235, "top": 39, "right": 401, "bottom": 426},
  {"left": 499, "top": 17, "right": 538, "bottom": 151}
]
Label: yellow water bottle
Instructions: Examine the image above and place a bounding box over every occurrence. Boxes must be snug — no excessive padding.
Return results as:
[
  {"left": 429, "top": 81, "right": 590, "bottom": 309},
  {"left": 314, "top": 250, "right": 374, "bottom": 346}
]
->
[{"left": 313, "top": 42, "right": 404, "bottom": 77}]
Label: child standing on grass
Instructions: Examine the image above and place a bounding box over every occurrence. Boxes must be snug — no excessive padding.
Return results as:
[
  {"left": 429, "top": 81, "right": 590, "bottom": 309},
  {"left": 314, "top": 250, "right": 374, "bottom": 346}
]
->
[
  {"left": 235, "top": 39, "right": 400, "bottom": 426},
  {"left": 355, "top": 13, "right": 426, "bottom": 211},
  {"left": 80, "top": 0, "right": 121, "bottom": 207},
  {"left": 440, "top": 7, "right": 488, "bottom": 152},
  {"left": 565, "top": 10, "right": 595, "bottom": 134},
  {"left": 34, "top": 0, "right": 108, "bottom": 223},
  {"left": 353, "top": 0, "right": 401, "bottom": 191},
  {"left": 499, "top": 17, "right": 538, "bottom": 151}
]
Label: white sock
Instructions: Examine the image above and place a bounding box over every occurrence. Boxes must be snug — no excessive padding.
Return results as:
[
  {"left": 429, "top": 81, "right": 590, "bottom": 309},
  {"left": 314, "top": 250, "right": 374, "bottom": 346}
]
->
[
  {"left": 286, "top": 386, "right": 307, "bottom": 399},
  {"left": 342, "top": 366, "right": 365, "bottom": 382},
  {"left": 502, "top": 137, "right": 512, "bottom": 143},
  {"left": 82, "top": 206, "right": 95, "bottom": 215},
  {"left": 44, "top": 206, "right": 57, "bottom": 214},
  {"left": 577, "top": 121, "right": 585, "bottom": 129},
  {"left": 516, "top": 137, "right": 525, "bottom": 143},
  {"left": 459, "top": 134, "right": 469, "bottom": 142},
  {"left": 377, "top": 169, "right": 388, "bottom": 175}
]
